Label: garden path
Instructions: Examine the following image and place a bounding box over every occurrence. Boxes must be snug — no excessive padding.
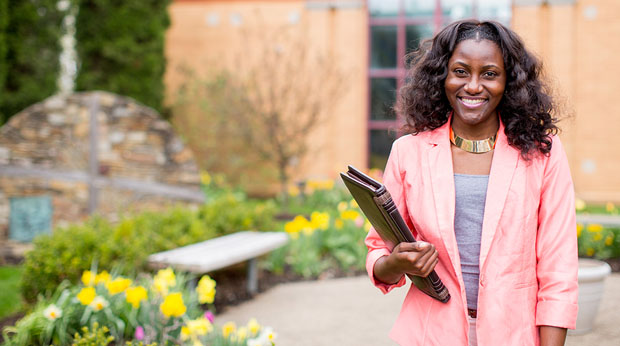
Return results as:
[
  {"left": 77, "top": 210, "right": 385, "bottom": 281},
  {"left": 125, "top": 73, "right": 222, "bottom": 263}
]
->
[{"left": 215, "top": 274, "right": 620, "bottom": 345}]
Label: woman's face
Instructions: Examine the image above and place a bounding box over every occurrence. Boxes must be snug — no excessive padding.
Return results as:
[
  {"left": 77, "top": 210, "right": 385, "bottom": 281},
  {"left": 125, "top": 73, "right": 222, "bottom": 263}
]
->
[{"left": 444, "top": 39, "right": 506, "bottom": 133}]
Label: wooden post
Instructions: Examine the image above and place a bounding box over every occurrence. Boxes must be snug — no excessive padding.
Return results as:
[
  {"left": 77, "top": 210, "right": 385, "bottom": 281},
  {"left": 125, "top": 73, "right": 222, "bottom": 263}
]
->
[
  {"left": 88, "top": 94, "right": 100, "bottom": 214},
  {"left": 247, "top": 257, "right": 258, "bottom": 295}
]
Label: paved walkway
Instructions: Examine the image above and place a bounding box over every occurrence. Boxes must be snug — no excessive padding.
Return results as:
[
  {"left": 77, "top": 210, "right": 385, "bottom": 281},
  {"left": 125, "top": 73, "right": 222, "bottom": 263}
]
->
[{"left": 215, "top": 273, "right": 620, "bottom": 345}]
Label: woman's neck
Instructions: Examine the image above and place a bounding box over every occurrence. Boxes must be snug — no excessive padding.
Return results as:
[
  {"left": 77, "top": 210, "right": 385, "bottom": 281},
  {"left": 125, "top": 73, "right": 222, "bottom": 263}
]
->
[{"left": 450, "top": 115, "right": 499, "bottom": 140}]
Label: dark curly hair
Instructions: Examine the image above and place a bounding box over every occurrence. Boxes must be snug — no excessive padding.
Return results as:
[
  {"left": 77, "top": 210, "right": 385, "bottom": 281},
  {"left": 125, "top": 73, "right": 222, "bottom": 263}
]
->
[{"left": 396, "top": 19, "right": 558, "bottom": 158}]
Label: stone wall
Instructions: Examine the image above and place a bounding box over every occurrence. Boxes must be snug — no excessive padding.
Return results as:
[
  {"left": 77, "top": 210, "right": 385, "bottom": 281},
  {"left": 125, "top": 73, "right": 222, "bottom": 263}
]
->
[{"left": 0, "top": 91, "right": 203, "bottom": 253}]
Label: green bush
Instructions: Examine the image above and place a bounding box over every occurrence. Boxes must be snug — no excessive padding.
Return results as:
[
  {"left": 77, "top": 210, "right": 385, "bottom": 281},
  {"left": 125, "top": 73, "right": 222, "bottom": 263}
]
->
[
  {"left": 264, "top": 197, "right": 369, "bottom": 278},
  {"left": 74, "top": 0, "right": 171, "bottom": 114},
  {"left": 0, "top": 0, "right": 63, "bottom": 125},
  {"left": 21, "top": 194, "right": 276, "bottom": 304},
  {"left": 577, "top": 223, "right": 620, "bottom": 259}
]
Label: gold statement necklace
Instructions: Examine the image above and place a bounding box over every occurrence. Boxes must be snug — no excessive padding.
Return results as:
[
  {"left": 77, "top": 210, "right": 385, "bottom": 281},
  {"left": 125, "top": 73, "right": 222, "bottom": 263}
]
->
[{"left": 450, "top": 127, "right": 497, "bottom": 154}]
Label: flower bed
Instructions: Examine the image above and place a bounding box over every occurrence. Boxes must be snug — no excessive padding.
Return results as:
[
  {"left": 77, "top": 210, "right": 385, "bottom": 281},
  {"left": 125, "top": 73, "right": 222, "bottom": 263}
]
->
[{"left": 2, "top": 268, "right": 276, "bottom": 346}]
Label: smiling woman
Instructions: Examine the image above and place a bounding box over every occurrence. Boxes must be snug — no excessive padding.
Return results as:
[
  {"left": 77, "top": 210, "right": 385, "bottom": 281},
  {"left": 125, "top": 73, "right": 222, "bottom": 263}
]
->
[{"left": 366, "top": 20, "right": 577, "bottom": 346}]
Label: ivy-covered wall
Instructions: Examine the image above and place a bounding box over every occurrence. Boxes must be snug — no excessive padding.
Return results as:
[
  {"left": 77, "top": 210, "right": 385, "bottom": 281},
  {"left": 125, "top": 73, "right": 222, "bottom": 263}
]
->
[
  {"left": 0, "top": 0, "right": 63, "bottom": 125},
  {"left": 74, "top": 0, "right": 171, "bottom": 115}
]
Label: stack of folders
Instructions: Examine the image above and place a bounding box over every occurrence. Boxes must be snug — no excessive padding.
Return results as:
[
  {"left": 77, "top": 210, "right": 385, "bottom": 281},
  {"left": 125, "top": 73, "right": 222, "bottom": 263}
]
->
[{"left": 340, "top": 165, "right": 450, "bottom": 303}]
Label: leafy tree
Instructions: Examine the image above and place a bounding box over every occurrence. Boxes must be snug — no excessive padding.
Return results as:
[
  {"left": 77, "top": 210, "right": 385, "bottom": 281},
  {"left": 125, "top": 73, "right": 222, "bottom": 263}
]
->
[
  {"left": 74, "top": 0, "right": 171, "bottom": 114},
  {"left": 0, "top": 0, "right": 63, "bottom": 125}
]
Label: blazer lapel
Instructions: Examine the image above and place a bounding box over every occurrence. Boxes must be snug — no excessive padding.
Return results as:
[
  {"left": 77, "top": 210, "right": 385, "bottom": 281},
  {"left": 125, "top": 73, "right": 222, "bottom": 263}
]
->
[
  {"left": 479, "top": 121, "right": 519, "bottom": 272},
  {"left": 426, "top": 122, "right": 461, "bottom": 278}
]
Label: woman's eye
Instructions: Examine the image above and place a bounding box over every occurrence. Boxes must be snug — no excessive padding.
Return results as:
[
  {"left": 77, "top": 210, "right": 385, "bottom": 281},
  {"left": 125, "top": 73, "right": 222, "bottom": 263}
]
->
[
  {"left": 454, "top": 69, "right": 467, "bottom": 75},
  {"left": 483, "top": 71, "right": 497, "bottom": 78}
]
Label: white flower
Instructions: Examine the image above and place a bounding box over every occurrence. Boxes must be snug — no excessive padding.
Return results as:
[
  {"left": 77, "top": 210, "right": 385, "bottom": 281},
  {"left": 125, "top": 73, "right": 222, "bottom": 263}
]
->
[
  {"left": 263, "top": 327, "right": 277, "bottom": 343},
  {"left": 246, "top": 327, "right": 276, "bottom": 346},
  {"left": 89, "top": 296, "right": 108, "bottom": 311},
  {"left": 43, "top": 304, "right": 62, "bottom": 321}
]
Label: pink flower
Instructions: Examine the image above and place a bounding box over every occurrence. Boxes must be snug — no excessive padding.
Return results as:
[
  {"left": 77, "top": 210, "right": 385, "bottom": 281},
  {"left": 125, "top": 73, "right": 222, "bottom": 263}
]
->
[
  {"left": 134, "top": 326, "right": 144, "bottom": 340},
  {"left": 204, "top": 310, "right": 214, "bottom": 323},
  {"left": 355, "top": 217, "right": 364, "bottom": 227}
]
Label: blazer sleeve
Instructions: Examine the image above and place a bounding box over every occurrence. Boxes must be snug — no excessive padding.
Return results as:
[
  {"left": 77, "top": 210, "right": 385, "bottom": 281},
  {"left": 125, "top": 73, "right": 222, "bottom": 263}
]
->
[
  {"left": 365, "top": 138, "right": 409, "bottom": 293},
  {"left": 535, "top": 136, "right": 579, "bottom": 329}
]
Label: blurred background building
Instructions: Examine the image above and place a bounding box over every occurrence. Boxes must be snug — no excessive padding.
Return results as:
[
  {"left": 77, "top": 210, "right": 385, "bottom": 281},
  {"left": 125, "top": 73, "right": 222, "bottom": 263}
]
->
[{"left": 166, "top": 0, "right": 620, "bottom": 203}]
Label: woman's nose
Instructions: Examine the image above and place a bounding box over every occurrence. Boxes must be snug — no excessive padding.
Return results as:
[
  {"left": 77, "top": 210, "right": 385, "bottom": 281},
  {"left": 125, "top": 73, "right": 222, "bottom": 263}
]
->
[{"left": 464, "top": 77, "right": 483, "bottom": 94}]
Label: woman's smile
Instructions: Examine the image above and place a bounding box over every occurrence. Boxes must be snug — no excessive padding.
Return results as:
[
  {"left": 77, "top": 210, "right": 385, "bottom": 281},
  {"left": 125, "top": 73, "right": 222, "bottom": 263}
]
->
[{"left": 458, "top": 97, "right": 487, "bottom": 109}]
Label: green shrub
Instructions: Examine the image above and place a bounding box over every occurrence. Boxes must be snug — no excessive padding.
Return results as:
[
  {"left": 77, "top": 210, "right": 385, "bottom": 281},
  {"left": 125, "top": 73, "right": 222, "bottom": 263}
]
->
[
  {"left": 74, "top": 0, "right": 171, "bottom": 114},
  {"left": 264, "top": 198, "right": 369, "bottom": 278},
  {"left": 21, "top": 194, "right": 276, "bottom": 304},
  {"left": 577, "top": 223, "right": 620, "bottom": 259},
  {"left": 0, "top": 0, "right": 63, "bottom": 125}
]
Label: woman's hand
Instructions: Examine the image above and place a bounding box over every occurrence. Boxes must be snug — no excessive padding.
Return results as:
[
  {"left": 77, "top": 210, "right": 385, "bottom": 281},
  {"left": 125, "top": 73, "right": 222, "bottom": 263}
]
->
[{"left": 373, "top": 242, "right": 439, "bottom": 285}]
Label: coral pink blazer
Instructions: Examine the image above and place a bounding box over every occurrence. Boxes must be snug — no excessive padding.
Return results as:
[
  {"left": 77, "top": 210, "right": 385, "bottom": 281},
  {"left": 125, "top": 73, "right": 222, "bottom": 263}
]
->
[{"left": 365, "top": 120, "right": 578, "bottom": 346}]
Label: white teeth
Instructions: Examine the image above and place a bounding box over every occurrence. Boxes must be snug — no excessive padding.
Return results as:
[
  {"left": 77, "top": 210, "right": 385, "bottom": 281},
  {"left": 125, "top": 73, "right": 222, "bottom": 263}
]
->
[{"left": 460, "top": 98, "right": 485, "bottom": 105}]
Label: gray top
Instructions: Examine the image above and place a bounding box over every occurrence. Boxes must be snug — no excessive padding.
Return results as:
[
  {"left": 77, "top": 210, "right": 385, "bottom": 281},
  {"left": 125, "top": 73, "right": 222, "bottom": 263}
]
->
[{"left": 454, "top": 173, "right": 489, "bottom": 310}]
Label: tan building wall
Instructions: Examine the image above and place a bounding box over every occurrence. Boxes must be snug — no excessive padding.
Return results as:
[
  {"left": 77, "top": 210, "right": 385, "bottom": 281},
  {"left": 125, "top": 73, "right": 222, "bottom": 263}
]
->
[
  {"left": 165, "top": 0, "right": 369, "bottom": 187},
  {"left": 513, "top": 0, "right": 620, "bottom": 203},
  {"left": 166, "top": 0, "right": 620, "bottom": 203}
]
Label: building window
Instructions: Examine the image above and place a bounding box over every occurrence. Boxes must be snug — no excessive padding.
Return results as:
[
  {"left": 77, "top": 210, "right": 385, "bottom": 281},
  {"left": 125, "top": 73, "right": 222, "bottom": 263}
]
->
[{"left": 367, "top": 0, "right": 511, "bottom": 169}]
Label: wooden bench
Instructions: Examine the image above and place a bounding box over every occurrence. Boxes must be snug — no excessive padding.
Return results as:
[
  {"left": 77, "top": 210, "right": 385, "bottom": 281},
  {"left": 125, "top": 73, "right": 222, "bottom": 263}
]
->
[{"left": 147, "top": 231, "right": 289, "bottom": 295}]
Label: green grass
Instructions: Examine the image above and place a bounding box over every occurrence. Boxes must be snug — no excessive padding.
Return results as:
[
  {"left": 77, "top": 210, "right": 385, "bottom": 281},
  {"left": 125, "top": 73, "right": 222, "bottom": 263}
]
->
[{"left": 0, "top": 265, "right": 24, "bottom": 319}]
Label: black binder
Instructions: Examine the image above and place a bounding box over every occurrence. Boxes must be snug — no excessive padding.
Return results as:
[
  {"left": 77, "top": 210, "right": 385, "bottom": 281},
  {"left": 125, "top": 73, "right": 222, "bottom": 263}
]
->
[{"left": 340, "top": 165, "right": 450, "bottom": 303}]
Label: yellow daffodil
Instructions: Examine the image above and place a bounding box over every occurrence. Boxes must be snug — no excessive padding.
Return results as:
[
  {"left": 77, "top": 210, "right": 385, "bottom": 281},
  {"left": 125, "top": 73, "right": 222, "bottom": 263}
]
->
[
  {"left": 335, "top": 218, "right": 344, "bottom": 230},
  {"left": 77, "top": 286, "right": 96, "bottom": 305},
  {"left": 587, "top": 224, "right": 603, "bottom": 233},
  {"left": 160, "top": 292, "right": 186, "bottom": 318},
  {"left": 81, "top": 270, "right": 96, "bottom": 286},
  {"left": 284, "top": 215, "right": 312, "bottom": 236},
  {"left": 187, "top": 317, "right": 212, "bottom": 336},
  {"left": 577, "top": 224, "right": 583, "bottom": 238},
  {"left": 349, "top": 199, "right": 359, "bottom": 209},
  {"left": 586, "top": 247, "right": 595, "bottom": 256},
  {"left": 593, "top": 232, "right": 603, "bottom": 241},
  {"left": 364, "top": 220, "right": 372, "bottom": 232},
  {"left": 192, "top": 340, "right": 204, "bottom": 346},
  {"left": 106, "top": 277, "right": 132, "bottom": 295},
  {"left": 337, "top": 201, "right": 348, "bottom": 212},
  {"left": 90, "top": 296, "right": 108, "bottom": 311},
  {"left": 606, "top": 202, "right": 616, "bottom": 213},
  {"left": 43, "top": 304, "right": 62, "bottom": 321},
  {"left": 247, "top": 318, "right": 260, "bottom": 336},
  {"left": 605, "top": 235, "right": 614, "bottom": 246},
  {"left": 306, "top": 179, "right": 334, "bottom": 191},
  {"left": 200, "top": 171, "right": 212, "bottom": 186},
  {"left": 95, "top": 271, "right": 111, "bottom": 285},
  {"left": 288, "top": 185, "right": 300, "bottom": 197},
  {"left": 236, "top": 326, "right": 248, "bottom": 340},
  {"left": 340, "top": 209, "right": 360, "bottom": 220},
  {"left": 197, "top": 275, "right": 217, "bottom": 304},
  {"left": 181, "top": 326, "right": 191, "bottom": 341},
  {"left": 310, "top": 211, "right": 330, "bottom": 231},
  {"left": 125, "top": 286, "right": 148, "bottom": 308},
  {"left": 222, "top": 321, "right": 236, "bottom": 338},
  {"left": 575, "top": 198, "right": 586, "bottom": 211},
  {"left": 153, "top": 268, "right": 177, "bottom": 295}
]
